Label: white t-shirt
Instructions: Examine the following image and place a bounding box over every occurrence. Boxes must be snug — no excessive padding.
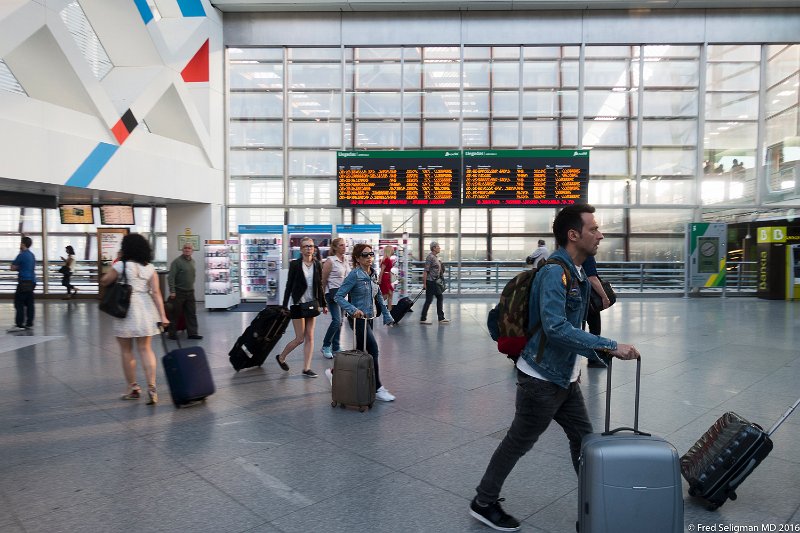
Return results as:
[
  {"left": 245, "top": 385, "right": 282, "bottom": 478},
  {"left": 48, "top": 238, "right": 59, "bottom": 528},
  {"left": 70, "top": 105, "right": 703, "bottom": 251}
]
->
[
  {"left": 517, "top": 265, "right": 585, "bottom": 384},
  {"left": 300, "top": 261, "right": 315, "bottom": 303}
]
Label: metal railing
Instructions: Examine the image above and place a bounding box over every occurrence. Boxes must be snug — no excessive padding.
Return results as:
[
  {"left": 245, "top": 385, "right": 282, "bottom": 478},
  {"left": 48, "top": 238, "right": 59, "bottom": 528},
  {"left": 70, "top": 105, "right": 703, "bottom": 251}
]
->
[
  {"left": 400, "top": 260, "right": 758, "bottom": 296},
  {"left": 0, "top": 260, "right": 167, "bottom": 296},
  {"left": 0, "top": 259, "right": 757, "bottom": 296}
]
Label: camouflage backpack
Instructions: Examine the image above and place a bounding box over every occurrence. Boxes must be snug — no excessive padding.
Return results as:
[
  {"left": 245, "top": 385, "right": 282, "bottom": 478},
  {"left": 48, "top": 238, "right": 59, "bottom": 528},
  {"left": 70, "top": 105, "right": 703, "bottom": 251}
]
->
[{"left": 487, "top": 259, "right": 570, "bottom": 360}]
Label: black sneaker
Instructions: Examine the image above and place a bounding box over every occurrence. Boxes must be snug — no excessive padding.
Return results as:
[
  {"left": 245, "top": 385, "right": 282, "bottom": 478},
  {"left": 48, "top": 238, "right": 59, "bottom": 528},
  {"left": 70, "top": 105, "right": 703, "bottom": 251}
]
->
[
  {"left": 469, "top": 497, "right": 520, "bottom": 532},
  {"left": 302, "top": 369, "right": 318, "bottom": 378}
]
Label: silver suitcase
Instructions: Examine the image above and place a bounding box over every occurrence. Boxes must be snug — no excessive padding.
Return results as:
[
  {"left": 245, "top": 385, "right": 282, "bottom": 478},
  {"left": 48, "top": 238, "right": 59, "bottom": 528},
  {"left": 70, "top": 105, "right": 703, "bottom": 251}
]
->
[{"left": 577, "top": 358, "right": 683, "bottom": 533}]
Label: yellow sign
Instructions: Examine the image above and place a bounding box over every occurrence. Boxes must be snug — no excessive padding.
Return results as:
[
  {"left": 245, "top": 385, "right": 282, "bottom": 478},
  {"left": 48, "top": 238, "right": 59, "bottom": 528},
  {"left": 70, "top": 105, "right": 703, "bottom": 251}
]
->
[{"left": 757, "top": 226, "right": 786, "bottom": 243}]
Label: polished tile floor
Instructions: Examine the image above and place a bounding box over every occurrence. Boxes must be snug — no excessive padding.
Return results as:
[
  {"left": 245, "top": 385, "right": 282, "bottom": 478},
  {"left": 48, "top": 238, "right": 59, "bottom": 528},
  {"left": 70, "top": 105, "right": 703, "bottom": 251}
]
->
[{"left": 1, "top": 297, "right": 798, "bottom": 533}]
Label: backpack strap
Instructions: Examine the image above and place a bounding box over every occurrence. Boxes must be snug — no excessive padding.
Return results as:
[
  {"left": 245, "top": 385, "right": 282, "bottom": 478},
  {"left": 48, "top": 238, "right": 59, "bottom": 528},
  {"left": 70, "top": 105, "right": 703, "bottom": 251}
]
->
[{"left": 530, "top": 258, "right": 572, "bottom": 364}]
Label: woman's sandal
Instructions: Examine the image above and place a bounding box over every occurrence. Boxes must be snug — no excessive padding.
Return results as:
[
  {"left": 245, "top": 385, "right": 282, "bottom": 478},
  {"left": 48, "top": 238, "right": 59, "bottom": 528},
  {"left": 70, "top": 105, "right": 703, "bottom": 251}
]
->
[{"left": 121, "top": 384, "right": 141, "bottom": 400}]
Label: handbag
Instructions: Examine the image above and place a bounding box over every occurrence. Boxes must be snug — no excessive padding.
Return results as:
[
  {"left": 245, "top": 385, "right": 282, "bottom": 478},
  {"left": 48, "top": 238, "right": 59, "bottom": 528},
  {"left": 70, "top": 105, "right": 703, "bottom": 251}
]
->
[
  {"left": 291, "top": 302, "right": 320, "bottom": 318},
  {"left": 99, "top": 261, "right": 132, "bottom": 318},
  {"left": 434, "top": 277, "right": 446, "bottom": 296},
  {"left": 58, "top": 265, "right": 70, "bottom": 275},
  {"left": 589, "top": 276, "right": 616, "bottom": 313}
]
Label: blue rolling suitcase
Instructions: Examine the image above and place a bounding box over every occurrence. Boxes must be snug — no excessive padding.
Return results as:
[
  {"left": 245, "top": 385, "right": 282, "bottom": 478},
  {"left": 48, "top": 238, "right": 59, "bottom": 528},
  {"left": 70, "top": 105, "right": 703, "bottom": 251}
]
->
[
  {"left": 161, "top": 328, "right": 215, "bottom": 408},
  {"left": 578, "top": 358, "right": 683, "bottom": 533}
]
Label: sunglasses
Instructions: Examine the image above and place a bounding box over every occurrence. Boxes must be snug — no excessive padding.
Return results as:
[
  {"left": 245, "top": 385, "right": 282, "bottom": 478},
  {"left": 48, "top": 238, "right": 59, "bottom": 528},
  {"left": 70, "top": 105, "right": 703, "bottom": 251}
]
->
[
  {"left": 302, "top": 244, "right": 314, "bottom": 248},
  {"left": 359, "top": 252, "right": 375, "bottom": 257}
]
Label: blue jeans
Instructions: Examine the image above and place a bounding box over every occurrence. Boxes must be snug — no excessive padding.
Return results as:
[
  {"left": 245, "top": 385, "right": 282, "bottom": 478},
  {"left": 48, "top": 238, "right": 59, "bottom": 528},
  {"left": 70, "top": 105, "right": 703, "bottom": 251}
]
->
[
  {"left": 322, "top": 289, "right": 343, "bottom": 351},
  {"left": 352, "top": 318, "right": 381, "bottom": 391},
  {"left": 475, "top": 371, "right": 593, "bottom": 504}
]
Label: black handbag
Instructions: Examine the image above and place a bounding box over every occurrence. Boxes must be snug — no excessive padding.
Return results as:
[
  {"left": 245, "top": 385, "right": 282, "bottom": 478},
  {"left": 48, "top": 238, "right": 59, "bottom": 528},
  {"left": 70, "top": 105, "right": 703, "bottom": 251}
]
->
[
  {"left": 58, "top": 265, "right": 70, "bottom": 275},
  {"left": 589, "top": 276, "right": 616, "bottom": 313},
  {"left": 291, "top": 302, "right": 320, "bottom": 318},
  {"left": 434, "top": 277, "right": 446, "bottom": 296},
  {"left": 99, "top": 261, "right": 132, "bottom": 318}
]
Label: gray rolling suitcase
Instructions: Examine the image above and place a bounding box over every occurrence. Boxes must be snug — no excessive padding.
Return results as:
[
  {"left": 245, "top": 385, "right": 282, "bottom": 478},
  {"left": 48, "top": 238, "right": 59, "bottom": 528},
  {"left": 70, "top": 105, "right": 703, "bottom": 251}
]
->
[
  {"left": 578, "top": 358, "right": 683, "bottom": 533},
  {"left": 330, "top": 317, "right": 375, "bottom": 412}
]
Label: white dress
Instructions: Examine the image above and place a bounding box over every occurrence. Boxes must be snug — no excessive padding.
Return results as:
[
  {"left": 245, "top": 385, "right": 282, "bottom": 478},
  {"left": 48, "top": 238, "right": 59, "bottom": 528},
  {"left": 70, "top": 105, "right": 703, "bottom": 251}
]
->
[{"left": 112, "top": 261, "right": 159, "bottom": 338}]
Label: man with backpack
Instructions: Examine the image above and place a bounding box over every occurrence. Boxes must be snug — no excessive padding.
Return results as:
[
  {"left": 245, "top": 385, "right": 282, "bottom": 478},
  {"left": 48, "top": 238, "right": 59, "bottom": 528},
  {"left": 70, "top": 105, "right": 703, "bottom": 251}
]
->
[{"left": 470, "top": 204, "right": 640, "bottom": 532}]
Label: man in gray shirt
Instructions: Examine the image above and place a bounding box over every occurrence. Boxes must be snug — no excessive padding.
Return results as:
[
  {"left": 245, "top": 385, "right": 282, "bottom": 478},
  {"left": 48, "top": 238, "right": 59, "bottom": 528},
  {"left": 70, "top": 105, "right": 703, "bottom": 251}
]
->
[
  {"left": 420, "top": 241, "right": 449, "bottom": 325},
  {"left": 526, "top": 239, "right": 550, "bottom": 269},
  {"left": 167, "top": 243, "right": 202, "bottom": 340}
]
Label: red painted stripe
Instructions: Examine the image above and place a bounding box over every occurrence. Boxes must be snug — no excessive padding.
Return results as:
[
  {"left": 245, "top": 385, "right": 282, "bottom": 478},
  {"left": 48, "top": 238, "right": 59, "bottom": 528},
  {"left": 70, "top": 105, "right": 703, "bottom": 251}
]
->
[
  {"left": 181, "top": 39, "right": 209, "bottom": 82},
  {"left": 111, "top": 119, "right": 129, "bottom": 144}
]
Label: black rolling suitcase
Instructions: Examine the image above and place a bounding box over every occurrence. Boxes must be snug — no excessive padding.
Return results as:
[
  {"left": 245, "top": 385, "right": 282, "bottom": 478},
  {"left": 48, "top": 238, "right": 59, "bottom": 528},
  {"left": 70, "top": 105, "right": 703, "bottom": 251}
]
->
[
  {"left": 228, "top": 305, "right": 290, "bottom": 371},
  {"left": 161, "top": 328, "right": 215, "bottom": 408},
  {"left": 390, "top": 290, "right": 423, "bottom": 324},
  {"left": 681, "top": 397, "right": 799, "bottom": 510}
]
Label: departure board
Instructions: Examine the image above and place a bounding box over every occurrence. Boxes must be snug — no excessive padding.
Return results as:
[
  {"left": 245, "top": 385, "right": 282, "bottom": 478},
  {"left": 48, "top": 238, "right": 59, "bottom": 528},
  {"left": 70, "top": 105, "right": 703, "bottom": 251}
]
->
[
  {"left": 462, "top": 150, "right": 589, "bottom": 207},
  {"left": 337, "top": 150, "right": 461, "bottom": 207}
]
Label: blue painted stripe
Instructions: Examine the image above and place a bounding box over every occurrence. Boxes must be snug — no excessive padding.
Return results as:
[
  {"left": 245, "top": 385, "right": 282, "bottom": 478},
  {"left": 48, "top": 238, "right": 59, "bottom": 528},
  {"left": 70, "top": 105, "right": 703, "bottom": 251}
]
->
[
  {"left": 176, "top": 0, "right": 206, "bottom": 17},
  {"left": 65, "top": 143, "right": 118, "bottom": 188},
  {"left": 132, "top": 0, "right": 153, "bottom": 24}
]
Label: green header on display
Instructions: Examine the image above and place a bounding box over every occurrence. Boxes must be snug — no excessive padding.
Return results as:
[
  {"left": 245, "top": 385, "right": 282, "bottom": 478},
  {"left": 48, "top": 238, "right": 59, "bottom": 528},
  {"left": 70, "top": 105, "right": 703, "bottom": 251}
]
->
[{"left": 337, "top": 150, "right": 461, "bottom": 159}]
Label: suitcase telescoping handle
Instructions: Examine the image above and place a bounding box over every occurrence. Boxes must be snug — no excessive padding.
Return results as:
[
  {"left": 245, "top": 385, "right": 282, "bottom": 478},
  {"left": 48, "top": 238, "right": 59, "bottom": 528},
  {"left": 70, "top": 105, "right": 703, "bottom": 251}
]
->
[
  {"left": 768, "top": 397, "right": 800, "bottom": 436},
  {"left": 348, "top": 313, "right": 370, "bottom": 352},
  {"left": 158, "top": 322, "right": 182, "bottom": 352},
  {"left": 602, "top": 356, "right": 651, "bottom": 437}
]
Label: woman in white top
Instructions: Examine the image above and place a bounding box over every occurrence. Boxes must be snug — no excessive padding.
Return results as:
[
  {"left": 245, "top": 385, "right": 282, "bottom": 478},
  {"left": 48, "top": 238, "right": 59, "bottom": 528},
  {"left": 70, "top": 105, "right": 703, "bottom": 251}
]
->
[
  {"left": 277, "top": 237, "right": 328, "bottom": 377},
  {"left": 320, "top": 237, "right": 351, "bottom": 358},
  {"left": 100, "top": 233, "right": 169, "bottom": 405},
  {"left": 60, "top": 245, "right": 77, "bottom": 299}
]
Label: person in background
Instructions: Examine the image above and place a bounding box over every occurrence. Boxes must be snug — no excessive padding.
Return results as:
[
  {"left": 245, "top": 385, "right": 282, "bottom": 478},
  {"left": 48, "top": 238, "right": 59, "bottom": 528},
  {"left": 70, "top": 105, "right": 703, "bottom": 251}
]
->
[
  {"left": 379, "top": 244, "right": 396, "bottom": 311},
  {"left": 100, "top": 233, "right": 170, "bottom": 405},
  {"left": 277, "top": 237, "right": 328, "bottom": 377},
  {"left": 469, "top": 205, "right": 640, "bottom": 532},
  {"left": 9, "top": 236, "right": 36, "bottom": 332},
  {"left": 167, "top": 243, "right": 202, "bottom": 340},
  {"left": 320, "top": 237, "right": 351, "bottom": 359},
  {"left": 525, "top": 239, "right": 550, "bottom": 269},
  {"left": 61, "top": 245, "right": 78, "bottom": 299},
  {"left": 584, "top": 255, "right": 612, "bottom": 368},
  {"left": 420, "top": 241, "right": 449, "bottom": 325},
  {"left": 333, "top": 243, "right": 396, "bottom": 402}
]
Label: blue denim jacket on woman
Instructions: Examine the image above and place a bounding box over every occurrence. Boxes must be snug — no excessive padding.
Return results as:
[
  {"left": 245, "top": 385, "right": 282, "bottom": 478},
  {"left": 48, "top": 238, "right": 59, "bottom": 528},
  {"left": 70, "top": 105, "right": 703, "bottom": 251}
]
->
[
  {"left": 334, "top": 267, "right": 394, "bottom": 326},
  {"left": 519, "top": 248, "right": 617, "bottom": 388}
]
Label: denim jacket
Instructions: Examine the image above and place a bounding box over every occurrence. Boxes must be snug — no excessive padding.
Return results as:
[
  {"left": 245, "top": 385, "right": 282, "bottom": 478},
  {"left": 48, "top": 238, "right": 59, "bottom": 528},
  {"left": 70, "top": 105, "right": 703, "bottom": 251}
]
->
[
  {"left": 334, "top": 267, "right": 394, "bottom": 326},
  {"left": 519, "top": 248, "right": 617, "bottom": 388}
]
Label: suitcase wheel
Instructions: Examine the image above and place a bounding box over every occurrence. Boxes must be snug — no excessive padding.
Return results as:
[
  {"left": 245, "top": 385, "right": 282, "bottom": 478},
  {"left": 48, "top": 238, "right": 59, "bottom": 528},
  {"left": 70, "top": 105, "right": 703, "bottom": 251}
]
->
[
  {"left": 688, "top": 487, "right": 697, "bottom": 497},
  {"left": 331, "top": 401, "right": 337, "bottom": 408},
  {"left": 728, "top": 491, "right": 737, "bottom": 501},
  {"left": 359, "top": 406, "right": 366, "bottom": 412},
  {"left": 339, "top": 404, "right": 346, "bottom": 409}
]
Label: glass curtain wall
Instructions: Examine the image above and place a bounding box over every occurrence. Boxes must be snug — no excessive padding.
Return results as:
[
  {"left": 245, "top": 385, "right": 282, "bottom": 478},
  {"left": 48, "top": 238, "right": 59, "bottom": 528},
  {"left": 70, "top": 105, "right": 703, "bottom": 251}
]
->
[
  {"left": 0, "top": 207, "right": 167, "bottom": 294},
  {"left": 227, "top": 43, "right": 800, "bottom": 263}
]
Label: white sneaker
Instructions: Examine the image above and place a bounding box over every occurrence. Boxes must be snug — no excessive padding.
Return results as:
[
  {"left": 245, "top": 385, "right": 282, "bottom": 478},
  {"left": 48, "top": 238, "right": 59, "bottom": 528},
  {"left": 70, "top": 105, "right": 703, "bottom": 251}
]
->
[
  {"left": 324, "top": 368, "right": 333, "bottom": 386},
  {"left": 438, "top": 319, "right": 450, "bottom": 324},
  {"left": 321, "top": 346, "right": 333, "bottom": 359},
  {"left": 420, "top": 319, "right": 432, "bottom": 325},
  {"left": 375, "top": 386, "right": 395, "bottom": 402}
]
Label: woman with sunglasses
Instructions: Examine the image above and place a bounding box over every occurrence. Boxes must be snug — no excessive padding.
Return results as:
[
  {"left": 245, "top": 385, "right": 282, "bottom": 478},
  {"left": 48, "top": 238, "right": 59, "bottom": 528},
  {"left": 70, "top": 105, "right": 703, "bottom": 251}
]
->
[
  {"left": 334, "top": 243, "right": 396, "bottom": 402},
  {"left": 277, "top": 237, "right": 327, "bottom": 377}
]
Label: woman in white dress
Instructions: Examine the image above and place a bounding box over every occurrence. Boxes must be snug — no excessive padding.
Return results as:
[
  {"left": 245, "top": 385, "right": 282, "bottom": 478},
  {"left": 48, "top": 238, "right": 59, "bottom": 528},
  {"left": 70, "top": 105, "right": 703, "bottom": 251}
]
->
[{"left": 100, "top": 233, "right": 169, "bottom": 405}]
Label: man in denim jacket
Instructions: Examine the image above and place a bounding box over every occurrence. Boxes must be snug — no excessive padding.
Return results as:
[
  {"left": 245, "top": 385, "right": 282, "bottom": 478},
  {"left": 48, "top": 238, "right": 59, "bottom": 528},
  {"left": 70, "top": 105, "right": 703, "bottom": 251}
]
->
[{"left": 470, "top": 204, "right": 640, "bottom": 532}]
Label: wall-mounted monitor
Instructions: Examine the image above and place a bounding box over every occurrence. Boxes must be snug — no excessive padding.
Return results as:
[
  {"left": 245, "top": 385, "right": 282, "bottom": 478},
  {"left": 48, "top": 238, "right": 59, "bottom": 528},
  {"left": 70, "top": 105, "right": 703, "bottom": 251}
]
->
[
  {"left": 462, "top": 150, "right": 590, "bottom": 207},
  {"left": 337, "top": 150, "right": 461, "bottom": 207},
  {"left": 59, "top": 205, "right": 94, "bottom": 224},
  {"left": 100, "top": 205, "right": 135, "bottom": 225}
]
